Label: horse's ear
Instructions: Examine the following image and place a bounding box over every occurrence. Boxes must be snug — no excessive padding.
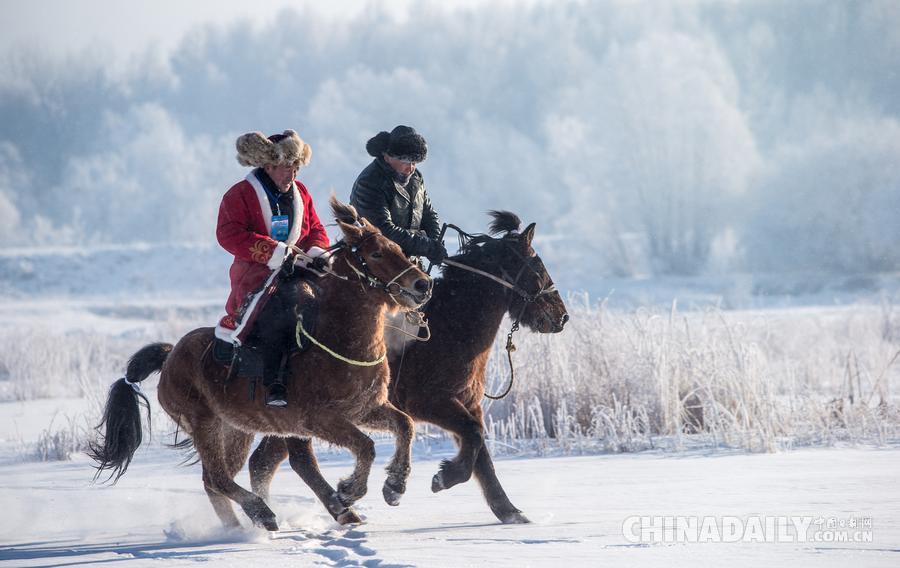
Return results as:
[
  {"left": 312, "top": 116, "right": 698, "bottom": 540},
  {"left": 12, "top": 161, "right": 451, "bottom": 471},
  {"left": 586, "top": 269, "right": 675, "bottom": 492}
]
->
[
  {"left": 521, "top": 223, "right": 536, "bottom": 248},
  {"left": 338, "top": 220, "right": 364, "bottom": 243},
  {"left": 359, "top": 216, "right": 378, "bottom": 232}
]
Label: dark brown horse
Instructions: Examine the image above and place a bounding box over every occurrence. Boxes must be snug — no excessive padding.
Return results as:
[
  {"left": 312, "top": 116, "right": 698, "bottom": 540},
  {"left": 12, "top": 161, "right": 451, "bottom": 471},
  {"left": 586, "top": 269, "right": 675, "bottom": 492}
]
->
[
  {"left": 90, "top": 197, "right": 431, "bottom": 530},
  {"left": 249, "top": 211, "right": 569, "bottom": 524}
]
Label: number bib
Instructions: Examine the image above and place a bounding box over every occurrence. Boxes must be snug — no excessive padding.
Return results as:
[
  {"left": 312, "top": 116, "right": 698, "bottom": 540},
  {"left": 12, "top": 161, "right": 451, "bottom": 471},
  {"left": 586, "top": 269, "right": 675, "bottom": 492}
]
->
[{"left": 271, "top": 215, "right": 289, "bottom": 241}]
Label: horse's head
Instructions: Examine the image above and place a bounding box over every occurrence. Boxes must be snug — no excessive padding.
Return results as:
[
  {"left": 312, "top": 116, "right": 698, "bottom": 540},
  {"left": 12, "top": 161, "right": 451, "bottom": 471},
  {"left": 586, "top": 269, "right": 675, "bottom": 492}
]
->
[
  {"left": 330, "top": 196, "right": 432, "bottom": 309},
  {"left": 454, "top": 211, "right": 568, "bottom": 333}
]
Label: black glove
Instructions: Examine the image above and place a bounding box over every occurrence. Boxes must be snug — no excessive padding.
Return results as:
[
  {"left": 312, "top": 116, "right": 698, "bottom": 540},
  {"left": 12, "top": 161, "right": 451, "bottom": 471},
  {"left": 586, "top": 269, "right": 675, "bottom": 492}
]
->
[
  {"left": 426, "top": 240, "right": 448, "bottom": 264},
  {"left": 310, "top": 255, "right": 329, "bottom": 272},
  {"left": 279, "top": 249, "right": 297, "bottom": 279}
]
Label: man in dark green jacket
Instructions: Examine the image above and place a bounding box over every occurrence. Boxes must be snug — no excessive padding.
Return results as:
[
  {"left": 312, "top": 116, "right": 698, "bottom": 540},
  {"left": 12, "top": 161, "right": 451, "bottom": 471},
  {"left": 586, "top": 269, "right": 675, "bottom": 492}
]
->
[{"left": 349, "top": 125, "right": 447, "bottom": 263}]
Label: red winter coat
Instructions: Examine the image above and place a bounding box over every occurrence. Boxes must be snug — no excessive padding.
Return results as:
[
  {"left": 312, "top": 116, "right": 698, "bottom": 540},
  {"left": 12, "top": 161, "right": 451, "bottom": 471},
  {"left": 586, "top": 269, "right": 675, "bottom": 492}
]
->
[{"left": 216, "top": 172, "right": 329, "bottom": 330}]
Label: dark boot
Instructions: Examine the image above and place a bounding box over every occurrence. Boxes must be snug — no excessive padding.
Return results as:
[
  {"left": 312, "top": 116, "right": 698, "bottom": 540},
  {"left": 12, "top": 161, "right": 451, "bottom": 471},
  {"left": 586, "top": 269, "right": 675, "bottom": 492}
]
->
[
  {"left": 265, "top": 382, "right": 288, "bottom": 407},
  {"left": 247, "top": 285, "right": 296, "bottom": 409},
  {"left": 264, "top": 351, "right": 290, "bottom": 408}
]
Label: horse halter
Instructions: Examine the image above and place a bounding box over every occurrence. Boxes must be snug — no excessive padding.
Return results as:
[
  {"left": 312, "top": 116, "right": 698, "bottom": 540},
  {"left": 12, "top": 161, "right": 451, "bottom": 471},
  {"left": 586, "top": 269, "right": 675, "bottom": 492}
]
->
[
  {"left": 292, "top": 235, "right": 430, "bottom": 306},
  {"left": 501, "top": 245, "right": 557, "bottom": 303},
  {"left": 289, "top": 233, "right": 430, "bottom": 367},
  {"left": 441, "top": 241, "right": 557, "bottom": 306},
  {"left": 341, "top": 235, "right": 431, "bottom": 307}
]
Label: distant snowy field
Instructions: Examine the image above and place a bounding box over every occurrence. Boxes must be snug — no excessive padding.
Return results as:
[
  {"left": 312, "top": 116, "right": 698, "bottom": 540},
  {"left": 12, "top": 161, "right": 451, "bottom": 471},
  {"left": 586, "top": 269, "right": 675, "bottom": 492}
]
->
[{"left": 1, "top": 244, "right": 899, "bottom": 566}]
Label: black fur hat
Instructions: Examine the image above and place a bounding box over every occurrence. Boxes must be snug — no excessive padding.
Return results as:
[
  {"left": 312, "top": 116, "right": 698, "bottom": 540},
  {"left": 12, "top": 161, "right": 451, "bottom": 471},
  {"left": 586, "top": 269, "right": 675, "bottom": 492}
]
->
[{"left": 366, "top": 125, "right": 427, "bottom": 162}]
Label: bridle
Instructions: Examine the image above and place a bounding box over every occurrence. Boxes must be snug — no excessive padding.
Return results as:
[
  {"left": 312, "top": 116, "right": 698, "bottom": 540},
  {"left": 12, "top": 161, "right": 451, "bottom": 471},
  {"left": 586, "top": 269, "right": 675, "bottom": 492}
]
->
[
  {"left": 287, "top": 232, "right": 431, "bottom": 366},
  {"left": 292, "top": 234, "right": 432, "bottom": 307},
  {"left": 443, "top": 225, "right": 556, "bottom": 308},
  {"left": 442, "top": 255, "right": 557, "bottom": 305},
  {"left": 440, "top": 224, "right": 557, "bottom": 399},
  {"left": 344, "top": 244, "right": 428, "bottom": 306}
]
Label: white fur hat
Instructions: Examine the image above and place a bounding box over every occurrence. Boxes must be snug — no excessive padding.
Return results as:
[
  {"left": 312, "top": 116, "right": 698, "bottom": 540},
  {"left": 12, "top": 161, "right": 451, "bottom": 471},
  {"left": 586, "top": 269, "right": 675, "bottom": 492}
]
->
[{"left": 235, "top": 129, "right": 312, "bottom": 168}]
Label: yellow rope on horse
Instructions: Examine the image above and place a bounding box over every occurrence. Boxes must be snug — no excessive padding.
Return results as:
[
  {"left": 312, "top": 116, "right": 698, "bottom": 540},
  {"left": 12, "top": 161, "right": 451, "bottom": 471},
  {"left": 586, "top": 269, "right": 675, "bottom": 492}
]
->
[{"left": 295, "top": 319, "right": 386, "bottom": 367}]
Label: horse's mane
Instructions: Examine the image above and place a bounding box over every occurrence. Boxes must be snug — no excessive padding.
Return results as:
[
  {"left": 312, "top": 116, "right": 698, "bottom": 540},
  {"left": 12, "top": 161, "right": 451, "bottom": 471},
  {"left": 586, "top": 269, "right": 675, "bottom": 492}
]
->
[
  {"left": 330, "top": 196, "right": 360, "bottom": 226},
  {"left": 487, "top": 210, "right": 521, "bottom": 236},
  {"left": 330, "top": 196, "right": 380, "bottom": 242},
  {"left": 454, "top": 211, "right": 522, "bottom": 257}
]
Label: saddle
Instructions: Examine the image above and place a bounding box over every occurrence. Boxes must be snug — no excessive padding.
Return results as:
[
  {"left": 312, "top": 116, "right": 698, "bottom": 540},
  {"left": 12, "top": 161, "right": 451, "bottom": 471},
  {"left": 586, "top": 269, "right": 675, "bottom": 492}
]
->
[{"left": 212, "top": 272, "right": 322, "bottom": 383}]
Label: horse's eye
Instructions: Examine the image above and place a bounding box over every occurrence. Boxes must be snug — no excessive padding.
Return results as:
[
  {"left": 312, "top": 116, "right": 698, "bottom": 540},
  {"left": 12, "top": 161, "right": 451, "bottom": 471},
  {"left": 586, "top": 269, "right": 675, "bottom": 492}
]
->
[{"left": 370, "top": 251, "right": 383, "bottom": 259}]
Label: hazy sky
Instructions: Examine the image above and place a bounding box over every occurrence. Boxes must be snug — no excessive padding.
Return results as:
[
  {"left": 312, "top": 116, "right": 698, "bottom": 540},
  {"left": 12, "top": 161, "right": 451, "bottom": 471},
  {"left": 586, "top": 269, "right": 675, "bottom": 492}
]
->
[
  {"left": 0, "top": 0, "right": 513, "bottom": 62},
  {"left": 1, "top": 1, "right": 364, "bottom": 58}
]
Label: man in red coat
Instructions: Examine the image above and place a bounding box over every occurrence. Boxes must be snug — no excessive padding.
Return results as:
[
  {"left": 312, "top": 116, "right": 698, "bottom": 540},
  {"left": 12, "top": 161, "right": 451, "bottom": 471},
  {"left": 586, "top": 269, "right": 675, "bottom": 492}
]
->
[{"left": 214, "top": 128, "right": 330, "bottom": 406}]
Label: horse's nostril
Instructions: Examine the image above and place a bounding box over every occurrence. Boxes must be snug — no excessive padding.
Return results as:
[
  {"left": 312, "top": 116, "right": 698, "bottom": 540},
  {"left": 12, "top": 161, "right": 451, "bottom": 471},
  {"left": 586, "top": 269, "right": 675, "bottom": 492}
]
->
[
  {"left": 561, "top": 313, "right": 569, "bottom": 326},
  {"left": 414, "top": 278, "right": 430, "bottom": 293}
]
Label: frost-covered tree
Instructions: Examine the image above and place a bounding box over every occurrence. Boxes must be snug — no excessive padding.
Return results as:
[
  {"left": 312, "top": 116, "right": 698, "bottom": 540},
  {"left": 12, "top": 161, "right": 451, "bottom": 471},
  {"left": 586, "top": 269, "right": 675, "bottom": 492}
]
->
[
  {"left": 1, "top": 0, "right": 899, "bottom": 288},
  {"left": 60, "top": 104, "right": 238, "bottom": 243},
  {"left": 548, "top": 31, "right": 760, "bottom": 276},
  {"left": 745, "top": 110, "right": 900, "bottom": 273},
  {"left": 0, "top": 142, "right": 27, "bottom": 245}
]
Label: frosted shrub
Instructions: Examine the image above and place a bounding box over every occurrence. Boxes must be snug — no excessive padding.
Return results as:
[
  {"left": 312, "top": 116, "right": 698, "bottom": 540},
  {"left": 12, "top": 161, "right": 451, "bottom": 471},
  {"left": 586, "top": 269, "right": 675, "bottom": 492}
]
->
[
  {"left": 484, "top": 299, "right": 900, "bottom": 453},
  {"left": 0, "top": 328, "right": 129, "bottom": 402},
  {"left": 33, "top": 414, "right": 92, "bottom": 461},
  {"left": 5, "top": 296, "right": 899, "bottom": 459}
]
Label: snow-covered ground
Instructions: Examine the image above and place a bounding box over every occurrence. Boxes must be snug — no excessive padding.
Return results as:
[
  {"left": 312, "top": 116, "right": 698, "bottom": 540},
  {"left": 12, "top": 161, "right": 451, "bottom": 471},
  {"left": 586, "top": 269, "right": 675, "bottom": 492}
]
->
[{"left": 0, "top": 420, "right": 898, "bottom": 567}]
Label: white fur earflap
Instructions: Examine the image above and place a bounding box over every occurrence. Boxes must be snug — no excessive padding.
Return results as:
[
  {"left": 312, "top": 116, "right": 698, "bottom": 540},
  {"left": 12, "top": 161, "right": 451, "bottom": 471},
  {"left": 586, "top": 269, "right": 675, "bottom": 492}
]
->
[{"left": 235, "top": 129, "right": 312, "bottom": 168}]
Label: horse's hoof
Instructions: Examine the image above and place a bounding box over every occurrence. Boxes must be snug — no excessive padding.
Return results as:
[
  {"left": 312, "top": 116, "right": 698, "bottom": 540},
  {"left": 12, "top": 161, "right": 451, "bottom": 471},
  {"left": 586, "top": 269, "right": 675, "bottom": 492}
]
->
[
  {"left": 432, "top": 459, "right": 470, "bottom": 493},
  {"left": 431, "top": 471, "right": 445, "bottom": 493},
  {"left": 256, "top": 515, "right": 279, "bottom": 531},
  {"left": 245, "top": 500, "right": 279, "bottom": 531},
  {"left": 336, "top": 509, "right": 363, "bottom": 525},
  {"left": 382, "top": 480, "right": 404, "bottom": 506},
  {"left": 500, "top": 511, "right": 531, "bottom": 524},
  {"left": 324, "top": 492, "right": 362, "bottom": 524}
]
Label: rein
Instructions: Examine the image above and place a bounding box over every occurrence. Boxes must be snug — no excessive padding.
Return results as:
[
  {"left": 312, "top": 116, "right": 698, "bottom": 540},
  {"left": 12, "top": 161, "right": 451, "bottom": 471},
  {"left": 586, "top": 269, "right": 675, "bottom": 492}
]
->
[
  {"left": 295, "top": 316, "right": 386, "bottom": 367},
  {"left": 384, "top": 309, "right": 431, "bottom": 342},
  {"left": 440, "top": 225, "right": 556, "bottom": 400},
  {"left": 293, "top": 239, "right": 431, "bottom": 306},
  {"left": 289, "top": 236, "right": 429, "bottom": 366},
  {"left": 442, "top": 258, "right": 557, "bottom": 302},
  {"left": 344, "top": 260, "right": 421, "bottom": 306}
]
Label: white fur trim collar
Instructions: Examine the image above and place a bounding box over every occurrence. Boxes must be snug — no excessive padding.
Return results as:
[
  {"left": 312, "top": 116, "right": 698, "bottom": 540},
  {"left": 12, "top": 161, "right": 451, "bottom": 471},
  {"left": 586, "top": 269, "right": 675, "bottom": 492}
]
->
[{"left": 245, "top": 171, "right": 305, "bottom": 245}]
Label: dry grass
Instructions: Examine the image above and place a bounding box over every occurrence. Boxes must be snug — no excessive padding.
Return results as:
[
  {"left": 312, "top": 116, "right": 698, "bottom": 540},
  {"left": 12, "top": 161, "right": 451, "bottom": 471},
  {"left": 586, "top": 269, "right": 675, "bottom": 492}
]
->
[
  {"left": 3, "top": 298, "right": 899, "bottom": 459},
  {"left": 483, "top": 298, "right": 900, "bottom": 453}
]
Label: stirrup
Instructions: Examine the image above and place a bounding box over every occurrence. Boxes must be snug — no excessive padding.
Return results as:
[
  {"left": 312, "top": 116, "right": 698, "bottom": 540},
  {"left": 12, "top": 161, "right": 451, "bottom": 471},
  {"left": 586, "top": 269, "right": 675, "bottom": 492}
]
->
[{"left": 266, "top": 383, "right": 288, "bottom": 408}]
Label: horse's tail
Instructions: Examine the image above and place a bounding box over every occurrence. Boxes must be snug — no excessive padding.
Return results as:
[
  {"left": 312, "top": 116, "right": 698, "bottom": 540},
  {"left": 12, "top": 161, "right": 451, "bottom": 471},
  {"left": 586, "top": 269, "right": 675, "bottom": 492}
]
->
[{"left": 89, "top": 342, "right": 173, "bottom": 483}]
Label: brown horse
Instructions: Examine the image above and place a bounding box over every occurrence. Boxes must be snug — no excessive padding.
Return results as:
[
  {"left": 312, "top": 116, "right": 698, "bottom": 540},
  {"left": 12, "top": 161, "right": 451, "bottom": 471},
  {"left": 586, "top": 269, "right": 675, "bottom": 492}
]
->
[
  {"left": 249, "top": 211, "right": 569, "bottom": 524},
  {"left": 90, "top": 197, "right": 431, "bottom": 530}
]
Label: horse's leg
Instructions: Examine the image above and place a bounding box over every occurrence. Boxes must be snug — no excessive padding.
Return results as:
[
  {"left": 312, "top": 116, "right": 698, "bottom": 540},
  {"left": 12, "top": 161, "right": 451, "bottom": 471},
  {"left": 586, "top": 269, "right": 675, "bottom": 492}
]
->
[
  {"left": 249, "top": 436, "right": 363, "bottom": 525},
  {"left": 201, "top": 425, "right": 253, "bottom": 529},
  {"left": 202, "top": 462, "right": 242, "bottom": 529},
  {"left": 223, "top": 423, "right": 254, "bottom": 478},
  {"left": 189, "top": 420, "right": 242, "bottom": 529},
  {"left": 192, "top": 420, "right": 279, "bottom": 531},
  {"left": 472, "top": 445, "right": 530, "bottom": 524},
  {"left": 285, "top": 437, "right": 363, "bottom": 525},
  {"left": 222, "top": 422, "right": 255, "bottom": 517},
  {"left": 248, "top": 436, "right": 288, "bottom": 503},
  {"left": 359, "top": 403, "right": 414, "bottom": 506},
  {"left": 411, "top": 398, "right": 484, "bottom": 492},
  {"left": 304, "top": 414, "right": 376, "bottom": 507}
]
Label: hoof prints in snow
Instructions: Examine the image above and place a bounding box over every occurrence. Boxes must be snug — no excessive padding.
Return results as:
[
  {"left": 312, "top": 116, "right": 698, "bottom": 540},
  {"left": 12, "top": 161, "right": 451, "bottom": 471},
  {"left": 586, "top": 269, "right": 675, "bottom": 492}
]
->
[{"left": 283, "top": 528, "right": 389, "bottom": 567}]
